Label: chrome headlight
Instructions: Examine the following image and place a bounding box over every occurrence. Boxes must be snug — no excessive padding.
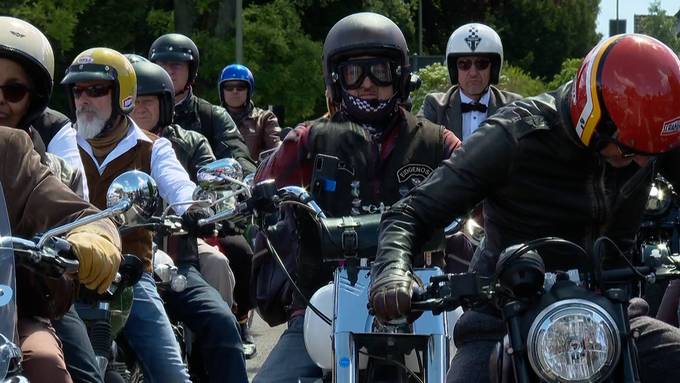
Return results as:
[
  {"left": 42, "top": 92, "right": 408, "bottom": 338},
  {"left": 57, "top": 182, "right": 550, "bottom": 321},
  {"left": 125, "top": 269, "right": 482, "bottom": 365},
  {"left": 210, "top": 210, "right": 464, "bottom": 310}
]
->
[
  {"left": 644, "top": 178, "right": 673, "bottom": 216},
  {"left": 527, "top": 299, "right": 620, "bottom": 382}
]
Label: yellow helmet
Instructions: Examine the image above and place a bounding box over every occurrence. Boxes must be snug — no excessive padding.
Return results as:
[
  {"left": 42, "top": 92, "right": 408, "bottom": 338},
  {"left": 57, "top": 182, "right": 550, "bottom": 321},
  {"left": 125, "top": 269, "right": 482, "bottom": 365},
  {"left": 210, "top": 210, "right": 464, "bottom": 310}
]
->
[{"left": 61, "top": 47, "right": 137, "bottom": 115}]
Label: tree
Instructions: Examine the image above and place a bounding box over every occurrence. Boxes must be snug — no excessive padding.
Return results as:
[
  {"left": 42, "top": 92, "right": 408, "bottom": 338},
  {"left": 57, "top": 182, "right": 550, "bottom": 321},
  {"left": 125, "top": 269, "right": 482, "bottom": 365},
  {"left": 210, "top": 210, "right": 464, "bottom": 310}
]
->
[
  {"left": 420, "top": 0, "right": 600, "bottom": 79},
  {"left": 638, "top": 0, "right": 680, "bottom": 52},
  {"left": 240, "top": 0, "right": 325, "bottom": 125}
]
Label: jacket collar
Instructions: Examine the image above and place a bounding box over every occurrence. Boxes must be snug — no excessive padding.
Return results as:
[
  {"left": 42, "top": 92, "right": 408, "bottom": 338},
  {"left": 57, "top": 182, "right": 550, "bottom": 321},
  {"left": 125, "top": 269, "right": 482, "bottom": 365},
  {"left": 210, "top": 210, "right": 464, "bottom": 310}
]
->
[{"left": 77, "top": 117, "right": 151, "bottom": 174}]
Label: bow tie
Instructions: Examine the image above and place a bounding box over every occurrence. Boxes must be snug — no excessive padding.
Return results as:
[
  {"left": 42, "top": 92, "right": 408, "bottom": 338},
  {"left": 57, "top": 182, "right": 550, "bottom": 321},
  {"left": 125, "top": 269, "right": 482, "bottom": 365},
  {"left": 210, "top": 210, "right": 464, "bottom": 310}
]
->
[{"left": 461, "top": 102, "right": 488, "bottom": 113}]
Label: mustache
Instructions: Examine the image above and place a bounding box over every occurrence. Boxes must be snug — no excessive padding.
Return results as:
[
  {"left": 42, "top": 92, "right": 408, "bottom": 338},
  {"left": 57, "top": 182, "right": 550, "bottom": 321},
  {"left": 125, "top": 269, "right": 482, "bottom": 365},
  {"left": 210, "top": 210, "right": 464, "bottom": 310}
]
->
[{"left": 76, "top": 106, "right": 99, "bottom": 115}]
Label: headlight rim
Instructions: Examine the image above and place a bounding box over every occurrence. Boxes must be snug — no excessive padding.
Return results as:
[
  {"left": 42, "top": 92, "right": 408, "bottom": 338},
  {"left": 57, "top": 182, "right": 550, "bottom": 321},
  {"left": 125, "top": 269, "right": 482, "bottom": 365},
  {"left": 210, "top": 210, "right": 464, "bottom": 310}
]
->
[{"left": 526, "top": 298, "right": 621, "bottom": 383}]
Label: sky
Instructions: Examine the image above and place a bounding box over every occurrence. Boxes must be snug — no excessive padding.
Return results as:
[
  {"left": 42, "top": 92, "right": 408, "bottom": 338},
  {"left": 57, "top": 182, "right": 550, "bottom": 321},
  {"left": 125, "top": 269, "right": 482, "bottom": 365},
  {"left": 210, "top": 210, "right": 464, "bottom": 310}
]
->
[{"left": 596, "top": 0, "right": 680, "bottom": 39}]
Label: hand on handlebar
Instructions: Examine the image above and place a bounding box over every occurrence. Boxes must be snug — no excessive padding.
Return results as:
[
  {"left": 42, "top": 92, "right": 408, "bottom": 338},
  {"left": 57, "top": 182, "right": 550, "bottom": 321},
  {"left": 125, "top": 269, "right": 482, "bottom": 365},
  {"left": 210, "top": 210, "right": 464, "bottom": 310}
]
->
[
  {"left": 369, "top": 264, "right": 419, "bottom": 322},
  {"left": 182, "top": 205, "right": 216, "bottom": 236},
  {"left": 66, "top": 230, "right": 122, "bottom": 294}
]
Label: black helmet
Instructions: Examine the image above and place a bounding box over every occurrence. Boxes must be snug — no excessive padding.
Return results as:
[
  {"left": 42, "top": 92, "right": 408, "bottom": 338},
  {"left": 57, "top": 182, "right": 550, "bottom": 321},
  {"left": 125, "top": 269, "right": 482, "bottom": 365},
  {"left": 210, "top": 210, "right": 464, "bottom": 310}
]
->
[
  {"left": 323, "top": 12, "right": 410, "bottom": 104},
  {"left": 126, "top": 56, "right": 175, "bottom": 128},
  {"left": 148, "top": 33, "right": 199, "bottom": 87}
]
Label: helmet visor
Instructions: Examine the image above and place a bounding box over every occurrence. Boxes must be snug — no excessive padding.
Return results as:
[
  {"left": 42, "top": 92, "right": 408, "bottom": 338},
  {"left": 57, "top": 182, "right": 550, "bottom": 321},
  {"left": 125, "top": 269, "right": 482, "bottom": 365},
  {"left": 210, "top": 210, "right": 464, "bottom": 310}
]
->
[{"left": 337, "top": 58, "right": 394, "bottom": 89}]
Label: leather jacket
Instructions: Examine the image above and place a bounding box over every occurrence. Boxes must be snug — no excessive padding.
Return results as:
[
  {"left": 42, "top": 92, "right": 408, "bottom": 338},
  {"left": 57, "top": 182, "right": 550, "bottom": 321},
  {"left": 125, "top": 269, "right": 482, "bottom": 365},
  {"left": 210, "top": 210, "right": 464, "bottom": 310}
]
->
[
  {"left": 228, "top": 102, "right": 281, "bottom": 161},
  {"left": 374, "top": 82, "right": 680, "bottom": 279},
  {"left": 174, "top": 90, "right": 256, "bottom": 174},
  {"left": 418, "top": 85, "right": 522, "bottom": 139},
  {"left": 156, "top": 123, "right": 215, "bottom": 182}
]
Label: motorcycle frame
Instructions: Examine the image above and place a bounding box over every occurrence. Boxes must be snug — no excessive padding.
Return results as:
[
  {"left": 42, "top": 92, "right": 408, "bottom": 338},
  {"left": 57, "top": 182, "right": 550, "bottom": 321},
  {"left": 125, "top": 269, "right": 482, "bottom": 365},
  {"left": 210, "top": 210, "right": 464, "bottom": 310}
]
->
[{"left": 331, "top": 267, "right": 450, "bottom": 383}]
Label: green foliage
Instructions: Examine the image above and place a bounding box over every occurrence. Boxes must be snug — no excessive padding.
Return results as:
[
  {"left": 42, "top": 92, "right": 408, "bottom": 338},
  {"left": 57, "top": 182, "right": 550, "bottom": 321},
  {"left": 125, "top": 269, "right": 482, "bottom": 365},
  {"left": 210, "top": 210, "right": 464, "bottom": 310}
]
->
[
  {"left": 8, "top": 0, "right": 94, "bottom": 52},
  {"left": 411, "top": 62, "right": 449, "bottom": 113},
  {"left": 242, "top": 0, "right": 325, "bottom": 125},
  {"left": 146, "top": 9, "right": 174, "bottom": 37},
  {"left": 546, "top": 58, "right": 581, "bottom": 90},
  {"left": 498, "top": 64, "right": 545, "bottom": 97},
  {"left": 638, "top": 0, "right": 680, "bottom": 52}
]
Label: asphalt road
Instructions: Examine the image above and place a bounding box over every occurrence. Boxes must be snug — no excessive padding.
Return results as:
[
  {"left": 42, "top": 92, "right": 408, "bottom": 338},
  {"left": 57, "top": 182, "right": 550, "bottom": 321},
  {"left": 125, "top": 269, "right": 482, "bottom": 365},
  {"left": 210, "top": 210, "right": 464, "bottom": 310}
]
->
[{"left": 246, "top": 312, "right": 286, "bottom": 381}]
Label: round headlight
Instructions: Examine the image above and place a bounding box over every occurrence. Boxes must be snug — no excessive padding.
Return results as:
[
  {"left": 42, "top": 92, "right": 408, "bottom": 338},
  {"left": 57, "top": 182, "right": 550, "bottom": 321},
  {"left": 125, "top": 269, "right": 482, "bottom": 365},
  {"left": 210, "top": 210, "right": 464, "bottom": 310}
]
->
[
  {"left": 644, "top": 178, "right": 673, "bottom": 216},
  {"left": 527, "top": 299, "right": 620, "bottom": 383}
]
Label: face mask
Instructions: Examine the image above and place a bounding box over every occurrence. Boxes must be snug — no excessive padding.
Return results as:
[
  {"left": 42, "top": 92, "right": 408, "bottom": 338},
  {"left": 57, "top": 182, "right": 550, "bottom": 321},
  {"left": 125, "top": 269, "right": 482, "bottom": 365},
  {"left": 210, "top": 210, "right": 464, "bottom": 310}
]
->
[{"left": 340, "top": 92, "right": 398, "bottom": 126}]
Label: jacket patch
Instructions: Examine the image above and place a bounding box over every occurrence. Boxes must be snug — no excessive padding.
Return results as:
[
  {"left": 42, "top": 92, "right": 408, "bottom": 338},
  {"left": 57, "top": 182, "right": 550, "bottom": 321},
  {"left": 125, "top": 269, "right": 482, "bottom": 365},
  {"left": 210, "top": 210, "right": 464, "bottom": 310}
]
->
[
  {"left": 397, "top": 163, "right": 433, "bottom": 185},
  {"left": 661, "top": 116, "right": 680, "bottom": 136}
]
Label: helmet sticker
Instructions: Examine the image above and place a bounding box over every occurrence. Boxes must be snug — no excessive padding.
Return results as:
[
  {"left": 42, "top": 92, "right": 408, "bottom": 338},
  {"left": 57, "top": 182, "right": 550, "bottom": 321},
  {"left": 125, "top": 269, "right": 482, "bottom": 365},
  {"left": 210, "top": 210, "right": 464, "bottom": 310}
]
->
[
  {"left": 661, "top": 116, "right": 680, "bottom": 136},
  {"left": 122, "top": 96, "right": 134, "bottom": 109},
  {"left": 575, "top": 36, "right": 619, "bottom": 145},
  {"left": 77, "top": 55, "right": 94, "bottom": 64},
  {"left": 465, "top": 26, "right": 482, "bottom": 51}
]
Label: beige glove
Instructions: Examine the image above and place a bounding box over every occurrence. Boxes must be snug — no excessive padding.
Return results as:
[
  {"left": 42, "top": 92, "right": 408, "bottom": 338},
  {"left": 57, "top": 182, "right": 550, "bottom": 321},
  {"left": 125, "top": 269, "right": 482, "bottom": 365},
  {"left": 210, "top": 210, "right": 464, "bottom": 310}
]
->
[{"left": 66, "top": 227, "right": 122, "bottom": 294}]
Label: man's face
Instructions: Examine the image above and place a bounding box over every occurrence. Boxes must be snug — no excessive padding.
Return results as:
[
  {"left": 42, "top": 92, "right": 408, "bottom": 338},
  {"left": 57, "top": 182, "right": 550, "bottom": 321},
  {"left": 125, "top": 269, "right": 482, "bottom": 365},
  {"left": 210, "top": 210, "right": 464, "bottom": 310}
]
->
[
  {"left": 342, "top": 56, "right": 395, "bottom": 101},
  {"left": 73, "top": 80, "right": 113, "bottom": 139},
  {"left": 131, "top": 95, "right": 160, "bottom": 131},
  {"left": 456, "top": 55, "right": 491, "bottom": 100},
  {"left": 0, "top": 58, "right": 32, "bottom": 128},
  {"left": 221, "top": 80, "right": 248, "bottom": 109},
  {"left": 599, "top": 142, "right": 652, "bottom": 168},
  {"left": 157, "top": 61, "right": 190, "bottom": 95}
]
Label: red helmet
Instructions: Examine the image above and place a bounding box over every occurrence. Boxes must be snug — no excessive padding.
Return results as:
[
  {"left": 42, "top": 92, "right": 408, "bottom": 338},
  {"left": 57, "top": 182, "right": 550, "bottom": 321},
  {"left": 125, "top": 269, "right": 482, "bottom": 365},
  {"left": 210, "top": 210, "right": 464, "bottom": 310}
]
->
[{"left": 570, "top": 34, "right": 680, "bottom": 154}]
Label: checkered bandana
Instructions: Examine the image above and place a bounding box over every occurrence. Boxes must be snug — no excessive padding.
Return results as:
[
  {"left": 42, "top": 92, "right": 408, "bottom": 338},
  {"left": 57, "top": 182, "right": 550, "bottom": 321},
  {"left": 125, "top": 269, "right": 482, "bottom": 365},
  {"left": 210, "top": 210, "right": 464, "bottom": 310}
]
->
[{"left": 341, "top": 92, "right": 398, "bottom": 126}]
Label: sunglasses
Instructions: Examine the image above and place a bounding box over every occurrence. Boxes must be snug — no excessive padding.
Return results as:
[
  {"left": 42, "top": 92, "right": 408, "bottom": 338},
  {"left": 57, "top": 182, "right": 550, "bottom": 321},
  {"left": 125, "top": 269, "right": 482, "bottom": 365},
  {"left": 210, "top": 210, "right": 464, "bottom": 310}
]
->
[
  {"left": 457, "top": 58, "right": 491, "bottom": 71},
  {"left": 612, "top": 139, "right": 651, "bottom": 158},
  {"left": 336, "top": 59, "right": 395, "bottom": 89},
  {"left": 223, "top": 85, "right": 248, "bottom": 92},
  {"left": 72, "top": 84, "right": 112, "bottom": 98},
  {"left": 0, "top": 83, "right": 31, "bottom": 103}
]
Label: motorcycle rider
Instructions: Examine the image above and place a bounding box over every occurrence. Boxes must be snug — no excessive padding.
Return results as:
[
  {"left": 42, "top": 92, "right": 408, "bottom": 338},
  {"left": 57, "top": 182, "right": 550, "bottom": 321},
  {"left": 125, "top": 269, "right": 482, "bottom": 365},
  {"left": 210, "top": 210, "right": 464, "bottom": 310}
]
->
[
  {"left": 369, "top": 34, "right": 680, "bottom": 383},
  {"left": 218, "top": 63, "right": 281, "bottom": 160},
  {"left": 253, "top": 12, "right": 461, "bottom": 381},
  {"left": 0, "top": 16, "right": 88, "bottom": 198},
  {"left": 127, "top": 54, "right": 236, "bottom": 308},
  {"left": 0, "top": 16, "right": 110, "bottom": 383},
  {"left": 419, "top": 23, "right": 522, "bottom": 140},
  {"left": 218, "top": 63, "right": 277, "bottom": 357},
  {"left": 61, "top": 47, "right": 247, "bottom": 382},
  {"left": 148, "top": 33, "right": 256, "bottom": 173}
]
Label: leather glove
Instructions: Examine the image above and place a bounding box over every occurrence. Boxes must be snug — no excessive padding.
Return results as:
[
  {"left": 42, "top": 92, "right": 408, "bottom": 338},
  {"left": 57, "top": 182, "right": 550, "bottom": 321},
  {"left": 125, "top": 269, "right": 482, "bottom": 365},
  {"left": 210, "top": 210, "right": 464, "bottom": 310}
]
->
[
  {"left": 66, "top": 228, "right": 121, "bottom": 294},
  {"left": 369, "top": 262, "right": 417, "bottom": 322},
  {"left": 182, "top": 205, "right": 216, "bottom": 236}
]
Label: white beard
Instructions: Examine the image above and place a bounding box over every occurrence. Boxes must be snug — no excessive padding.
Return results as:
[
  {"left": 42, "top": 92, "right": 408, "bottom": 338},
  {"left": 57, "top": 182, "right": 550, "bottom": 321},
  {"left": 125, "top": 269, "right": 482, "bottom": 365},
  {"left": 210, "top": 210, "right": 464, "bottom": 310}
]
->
[{"left": 76, "top": 108, "right": 108, "bottom": 139}]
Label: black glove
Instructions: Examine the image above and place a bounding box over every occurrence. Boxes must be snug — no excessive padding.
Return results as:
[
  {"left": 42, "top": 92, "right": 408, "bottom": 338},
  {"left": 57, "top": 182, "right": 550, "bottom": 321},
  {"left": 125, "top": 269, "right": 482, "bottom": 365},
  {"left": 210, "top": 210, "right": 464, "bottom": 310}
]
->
[
  {"left": 369, "top": 262, "right": 417, "bottom": 322},
  {"left": 219, "top": 220, "right": 246, "bottom": 236},
  {"left": 182, "top": 205, "right": 215, "bottom": 236}
]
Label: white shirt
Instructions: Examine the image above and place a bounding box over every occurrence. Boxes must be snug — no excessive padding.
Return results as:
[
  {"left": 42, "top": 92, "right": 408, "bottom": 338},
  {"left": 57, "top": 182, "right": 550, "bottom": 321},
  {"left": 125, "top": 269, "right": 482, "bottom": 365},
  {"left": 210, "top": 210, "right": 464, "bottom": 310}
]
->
[
  {"left": 77, "top": 119, "right": 196, "bottom": 215},
  {"left": 47, "top": 122, "right": 90, "bottom": 201},
  {"left": 460, "top": 89, "right": 491, "bottom": 140}
]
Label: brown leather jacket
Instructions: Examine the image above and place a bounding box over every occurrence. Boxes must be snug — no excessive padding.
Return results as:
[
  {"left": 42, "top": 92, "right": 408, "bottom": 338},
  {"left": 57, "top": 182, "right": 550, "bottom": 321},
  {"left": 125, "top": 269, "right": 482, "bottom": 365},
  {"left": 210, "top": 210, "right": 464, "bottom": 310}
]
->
[
  {"left": 229, "top": 102, "right": 281, "bottom": 161},
  {"left": 1, "top": 126, "right": 119, "bottom": 242}
]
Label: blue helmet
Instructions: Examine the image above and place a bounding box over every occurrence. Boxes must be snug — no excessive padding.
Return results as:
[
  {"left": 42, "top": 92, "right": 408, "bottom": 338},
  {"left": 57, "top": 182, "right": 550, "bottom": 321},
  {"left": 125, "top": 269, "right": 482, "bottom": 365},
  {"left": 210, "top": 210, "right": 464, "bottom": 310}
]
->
[{"left": 218, "top": 64, "right": 255, "bottom": 106}]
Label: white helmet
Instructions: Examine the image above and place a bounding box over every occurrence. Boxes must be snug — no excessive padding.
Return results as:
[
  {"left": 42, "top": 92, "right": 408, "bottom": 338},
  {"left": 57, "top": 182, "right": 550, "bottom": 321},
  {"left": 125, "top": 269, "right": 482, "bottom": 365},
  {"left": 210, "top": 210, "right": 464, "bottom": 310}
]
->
[
  {"left": 445, "top": 23, "right": 503, "bottom": 85},
  {"left": 303, "top": 283, "right": 334, "bottom": 370},
  {"left": 0, "top": 16, "right": 55, "bottom": 128}
]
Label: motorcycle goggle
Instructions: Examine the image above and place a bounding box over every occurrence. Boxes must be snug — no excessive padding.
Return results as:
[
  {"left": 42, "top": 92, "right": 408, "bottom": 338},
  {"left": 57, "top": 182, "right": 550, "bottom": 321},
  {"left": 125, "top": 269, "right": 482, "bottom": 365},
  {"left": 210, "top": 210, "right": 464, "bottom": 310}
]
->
[
  {"left": 72, "top": 84, "right": 113, "bottom": 99},
  {"left": 0, "top": 83, "right": 32, "bottom": 103},
  {"left": 336, "top": 59, "right": 396, "bottom": 89}
]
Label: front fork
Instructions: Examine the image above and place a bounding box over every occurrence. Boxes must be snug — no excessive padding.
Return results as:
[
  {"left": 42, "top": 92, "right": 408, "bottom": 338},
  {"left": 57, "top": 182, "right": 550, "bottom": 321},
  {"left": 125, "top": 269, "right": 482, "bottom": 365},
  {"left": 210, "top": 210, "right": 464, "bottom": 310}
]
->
[{"left": 502, "top": 301, "right": 530, "bottom": 383}]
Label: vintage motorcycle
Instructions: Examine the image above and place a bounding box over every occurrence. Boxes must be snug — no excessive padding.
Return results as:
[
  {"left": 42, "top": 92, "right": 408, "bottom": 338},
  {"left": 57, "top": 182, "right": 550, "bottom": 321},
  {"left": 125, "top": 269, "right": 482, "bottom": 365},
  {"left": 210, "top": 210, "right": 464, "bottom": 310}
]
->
[
  {"left": 73, "top": 170, "right": 160, "bottom": 382},
  {"left": 0, "top": 174, "right": 146, "bottom": 382},
  {"left": 198, "top": 179, "right": 455, "bottom": 383},
  {"left": 412, "top": 236, "right": 680, "bottom": 383}
]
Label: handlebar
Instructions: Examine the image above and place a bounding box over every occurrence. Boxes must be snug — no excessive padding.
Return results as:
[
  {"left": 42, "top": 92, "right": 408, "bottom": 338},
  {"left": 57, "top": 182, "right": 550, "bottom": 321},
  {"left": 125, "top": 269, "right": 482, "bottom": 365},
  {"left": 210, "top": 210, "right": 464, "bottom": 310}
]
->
[{"left": 0, "top": 235, "right": 79, "bottom": 276}]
